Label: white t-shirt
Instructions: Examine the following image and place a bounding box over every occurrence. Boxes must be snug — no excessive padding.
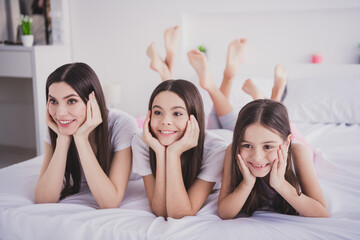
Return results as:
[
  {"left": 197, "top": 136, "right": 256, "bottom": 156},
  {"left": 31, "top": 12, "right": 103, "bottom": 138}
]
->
[
  {"left": 131, "top": 129, "right": 232, "bottom": 183},
  {"left": 44, "top": 108, "right": 140, "bottom": 183}
]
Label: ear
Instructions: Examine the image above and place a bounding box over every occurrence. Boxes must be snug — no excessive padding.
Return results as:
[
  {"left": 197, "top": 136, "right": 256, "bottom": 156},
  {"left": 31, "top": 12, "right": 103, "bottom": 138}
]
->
[{"left": 284, "top": 134, "right": 292, "bottom": 150}]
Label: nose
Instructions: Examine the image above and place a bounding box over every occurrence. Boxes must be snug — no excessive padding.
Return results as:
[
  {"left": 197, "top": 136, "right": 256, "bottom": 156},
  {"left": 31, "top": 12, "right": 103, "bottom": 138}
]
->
[
  {"left": 161, "top": 114, "right": 172, "bottom": 126},
  {"left": 251, "top": 147, "right": 264, "bottom": 161},
  {"left": 56, "top": 103, "right": 68, "bottom": 117}
]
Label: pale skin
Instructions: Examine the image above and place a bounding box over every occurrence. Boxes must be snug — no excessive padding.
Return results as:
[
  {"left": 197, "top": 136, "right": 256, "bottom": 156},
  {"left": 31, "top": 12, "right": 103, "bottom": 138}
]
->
[
  {"left": 146, "top": 26, "right": 180, "bottom": 81},
  {"left": 218, "top": 74, "right": 328, "bottom": 219},
  {"left": 141, "top": 91, "right": 214, "bottom": 219},
  {"left": 34, "top": 82, "right": 132, "bottom": 209},
  {"left": 188, "top": 38, "right": 247, "bottom": 117},
  {"left": 242, "top": 64, "right": 288, "bottom": 102},
  {"left": 218, "top": 124, "right": 328, "bottom": 219}
]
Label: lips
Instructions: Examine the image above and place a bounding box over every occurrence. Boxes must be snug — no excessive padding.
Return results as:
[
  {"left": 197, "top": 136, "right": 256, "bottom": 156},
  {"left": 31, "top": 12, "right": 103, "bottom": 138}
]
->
[
  {"left": 158, "top": 130, "right": 177, "bottom": 136},
  {"left": 58, "top": 119, "right": 75, "bottom": 127},
  {"left": 249, "top": 162, "right": 270, "bottom": 169}
]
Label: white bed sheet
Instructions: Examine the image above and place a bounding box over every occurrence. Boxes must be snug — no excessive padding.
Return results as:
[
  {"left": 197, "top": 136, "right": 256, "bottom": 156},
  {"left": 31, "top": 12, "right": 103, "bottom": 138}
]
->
[{"left": 1, "top": 122, "right": 360, "bottom": 240}]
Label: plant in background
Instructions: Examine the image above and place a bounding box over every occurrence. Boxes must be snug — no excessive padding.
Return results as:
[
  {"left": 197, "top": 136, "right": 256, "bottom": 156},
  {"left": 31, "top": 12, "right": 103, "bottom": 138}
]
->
[
  {"left": 198, "top": 45, "right": 207, "bottom": 54},
  {"left": 20, "top": 15, "right": 33, "bottom": 35}
]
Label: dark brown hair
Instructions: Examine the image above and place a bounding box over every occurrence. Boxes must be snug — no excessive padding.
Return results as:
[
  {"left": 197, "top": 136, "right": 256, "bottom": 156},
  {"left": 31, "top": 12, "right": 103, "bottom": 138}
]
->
[
  {"left": 229, "top": 99, "right": 300, "bottom": 216},
  {"left": 46, "top": 62, "right": 110, "bottom": 200},
  {"left": 148, "top": 80, "right": 205, "bottom": 190}
]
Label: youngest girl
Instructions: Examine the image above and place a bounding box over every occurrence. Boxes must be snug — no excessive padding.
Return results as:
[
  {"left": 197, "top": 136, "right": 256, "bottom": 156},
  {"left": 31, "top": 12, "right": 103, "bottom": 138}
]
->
[{"left": 217, "top": 99, "right": 328, "bottom": 218}]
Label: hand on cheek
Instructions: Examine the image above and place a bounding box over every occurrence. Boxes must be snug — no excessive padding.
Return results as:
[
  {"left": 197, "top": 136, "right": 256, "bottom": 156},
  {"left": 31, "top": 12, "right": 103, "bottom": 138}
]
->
[
  {"left": 167, "top": 115, "right": 199, "bottom": 156},
  {"left": 270, "top": 145, "right": 287, "bottom": 191},
  {"left": 142, "top": 110, "right": 165, "bottom": 154},
  {"left": 74, "top": 92, "right": 102, "bottom": 139}
]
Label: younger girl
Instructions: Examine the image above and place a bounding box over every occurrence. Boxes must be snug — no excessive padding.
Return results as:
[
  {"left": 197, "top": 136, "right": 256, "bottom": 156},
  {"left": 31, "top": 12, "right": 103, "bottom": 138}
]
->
[
  {"left": 132, "top": 80, "right": 228, "bottom": 219},
  {"left": 34, "top": 62, "right": 138, "bottom": 209},
  {"left": 217, "top": 99, "right": 329, "bottom": 218}
]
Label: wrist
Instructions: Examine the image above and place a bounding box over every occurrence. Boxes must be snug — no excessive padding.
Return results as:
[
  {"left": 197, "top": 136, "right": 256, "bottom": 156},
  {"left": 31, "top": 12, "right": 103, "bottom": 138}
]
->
[
  {"left": 273, "top": 180, "right": 288, "bottom": 194},
  {"left": 166, "top": 147, "right": 182, "bottom": 159},
  {"left": 57, "top": 135, "right": 71, "bottom": 144}
]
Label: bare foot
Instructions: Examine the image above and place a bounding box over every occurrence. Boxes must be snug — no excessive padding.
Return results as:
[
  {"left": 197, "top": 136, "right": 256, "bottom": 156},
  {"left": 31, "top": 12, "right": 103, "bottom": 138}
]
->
[
  {"left": 242, "top": 78, "right": 266, "bottom": 100},
  {"left": 164, "top": 26, "right": 180, "bottom": 73},
  {"left": 188, "top": 49, "right": 216, "bottom": 91},
  {"left": 271, "top": 64, "right": 287, "bottom": 102},
  {"left": 146, "top": 43, "right": 172, "bottom": 81},
  {"left": 223, "top": 38, "right": 247, "bottom": 80}
]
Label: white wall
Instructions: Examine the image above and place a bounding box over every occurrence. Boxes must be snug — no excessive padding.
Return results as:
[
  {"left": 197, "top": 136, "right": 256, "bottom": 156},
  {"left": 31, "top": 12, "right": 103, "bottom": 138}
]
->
[{"left": 68, "top": 0, "right": 360, "bottom": 118}]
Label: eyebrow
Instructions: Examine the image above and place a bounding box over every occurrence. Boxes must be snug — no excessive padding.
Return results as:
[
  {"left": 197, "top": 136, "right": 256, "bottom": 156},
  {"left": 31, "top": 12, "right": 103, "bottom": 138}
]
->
[
  {"left": 48, "top": 94, "right": 80, "bottom": 100},
  {"left": 152, "top": 105, "right": 186, "bottom": 111},
  {"left": 241, "top": 140, "right": 278, "bottom": 144}
]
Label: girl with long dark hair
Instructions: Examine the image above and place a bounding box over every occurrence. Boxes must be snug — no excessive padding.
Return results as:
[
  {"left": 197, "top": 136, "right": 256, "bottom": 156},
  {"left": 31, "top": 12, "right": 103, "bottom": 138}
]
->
[
  {"left": 132, "top": 80, "right": 228, "bottom": 219},
  {"left": 34, "top": 62, "right": 138, "bottom": 209}
]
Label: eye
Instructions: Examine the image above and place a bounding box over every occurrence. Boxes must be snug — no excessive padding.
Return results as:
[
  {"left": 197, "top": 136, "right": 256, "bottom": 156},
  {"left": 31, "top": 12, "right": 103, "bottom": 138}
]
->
[
  {"left": 241, "top": 144, "right": 252, "bottom": 149},
  {"left": 153, "top": 110, "right": 162, "bottom": 115},
  {"left": 68, "top": 99, "right": 77, "bottom": 104},
  {"left": 264, "top": 145, "right": 274, "bottom": 150},
  {"left": 173, "top": 112, "right": 183, "bottom": 116},
  {"left": 49, "top": 99, "right": 57, "bottom": 104}
]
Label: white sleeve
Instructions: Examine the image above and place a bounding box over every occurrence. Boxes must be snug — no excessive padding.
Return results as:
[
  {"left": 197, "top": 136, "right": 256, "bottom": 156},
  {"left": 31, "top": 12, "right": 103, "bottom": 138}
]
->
[
  {"left": 131, "top": 131, "right": 153, "bottom": 176},
  {"left": 110, "top": 109, "right": 139, "bottom": 152},
  {"left": 44, "top": 125, "right": 51, "bottom": 144},
  {"left": 197, "top": 131, "right": 229, "bottom": 183}
]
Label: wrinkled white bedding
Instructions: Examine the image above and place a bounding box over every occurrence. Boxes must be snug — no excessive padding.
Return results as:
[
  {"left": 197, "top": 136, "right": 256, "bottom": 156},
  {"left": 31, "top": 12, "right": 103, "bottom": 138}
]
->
[{"left": 1, "top": 122, "right": 359, "bottom": 239}]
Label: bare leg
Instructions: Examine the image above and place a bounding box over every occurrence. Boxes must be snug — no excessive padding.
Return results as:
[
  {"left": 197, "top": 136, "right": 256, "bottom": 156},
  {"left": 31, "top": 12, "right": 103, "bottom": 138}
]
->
[
  {"left": 188, "top": 49, "right": 233, "bottom": 117},
  {"left": 220, "top": 38, "right": 247, "bottom": 98},
  {"left": 146, "top": 43, "right": 172, "bottom": 81},
  {"left": 271, "top": 64, "right": 287, "bottom": 102},
  {"left": 242, "top": 78, "right": 267, "bottom": 100},
  {"left": 164, "top": 26, "right": 180, "bottom": 74}
]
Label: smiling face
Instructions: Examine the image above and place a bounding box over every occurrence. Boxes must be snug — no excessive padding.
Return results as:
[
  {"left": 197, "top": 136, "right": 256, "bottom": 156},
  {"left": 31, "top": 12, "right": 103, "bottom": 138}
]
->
[
  {"left": 239, "top": 123, "right": 289, "bottom": 178},
  {"left": 48, "top": 82, "right": 87, "bottom": 135},
  {"left": 150, "top": 91, "right": 189, "bottom": 146}
]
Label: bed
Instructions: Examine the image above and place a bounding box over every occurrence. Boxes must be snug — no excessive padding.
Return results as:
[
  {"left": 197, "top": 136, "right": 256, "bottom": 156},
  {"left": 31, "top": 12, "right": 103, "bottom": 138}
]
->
[{"left": 1, "top": 65, "right": 360, "bottom": 239}]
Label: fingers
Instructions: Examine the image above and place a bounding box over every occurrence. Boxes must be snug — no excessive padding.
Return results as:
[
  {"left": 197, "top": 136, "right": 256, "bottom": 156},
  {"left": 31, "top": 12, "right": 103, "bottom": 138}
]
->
[
  {"left": 143, "top": 110, "right": 151, "bottom": 134},
  {"left": 87, "top": 91, "right": 102, "bottom": 125},
  {"left": 237, "top": 153, "right": 249, "bottom": 173},
  {"left": 277, "top": 144, "right": 287, "bottom": 169}
]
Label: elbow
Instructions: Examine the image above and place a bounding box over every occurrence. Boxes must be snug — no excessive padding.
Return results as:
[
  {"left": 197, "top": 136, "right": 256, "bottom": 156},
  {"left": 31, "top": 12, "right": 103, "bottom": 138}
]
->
[
  {"left": 98, "top": 196, "right": 123, "bottom": 209},
  {"left": 34, "top": 189, "right": 58, "bottom": 204},
  {"left": 168, "top": 211, "right": 195, "bottom": 219},
  {"left": 98, "top": 202, "right": 121, "bottom": 209},
  {"left": 217, "top": 211, "right": 233, "bottom": 220},
  {"left": 167, "top": 208, "right": 196, "bottom": 219},
  {"left": 34, "top": 195, "right": 58, "bottom": 204},
  {"left": 217, "top": 202, "right": 234, "bottom": 220}
]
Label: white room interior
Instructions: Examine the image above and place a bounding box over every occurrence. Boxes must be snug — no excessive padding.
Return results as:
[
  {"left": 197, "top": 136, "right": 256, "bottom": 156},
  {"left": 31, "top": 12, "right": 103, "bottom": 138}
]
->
[{"left": 1, "top": 0, "right": 360, "bottom": 167}]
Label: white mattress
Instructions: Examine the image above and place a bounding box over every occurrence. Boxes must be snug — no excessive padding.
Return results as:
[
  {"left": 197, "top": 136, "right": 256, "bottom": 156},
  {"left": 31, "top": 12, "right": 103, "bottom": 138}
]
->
[{"left": 1, "top": 122, "right": 360, "bottom": 239}]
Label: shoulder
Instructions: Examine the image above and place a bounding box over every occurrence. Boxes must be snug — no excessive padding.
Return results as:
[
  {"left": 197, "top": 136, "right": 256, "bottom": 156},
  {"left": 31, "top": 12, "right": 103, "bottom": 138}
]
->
[
  {"left": 291, "top": 143, "right": 313, "bottom": 164},
  {"left": 107, "top": 108, "right": 138, "bottom": 132},
  {"left": 108, "top": 108, "right": 137, "bottom": 126},
  {"left": 204, "top": 129, "right": 232, "bottom": 149}
]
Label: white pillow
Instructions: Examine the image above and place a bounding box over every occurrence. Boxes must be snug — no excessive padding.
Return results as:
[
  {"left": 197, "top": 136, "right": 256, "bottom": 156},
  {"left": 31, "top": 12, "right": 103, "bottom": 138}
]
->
[{"left": 283, "top": 74, "right": 360, "bottom": 124}]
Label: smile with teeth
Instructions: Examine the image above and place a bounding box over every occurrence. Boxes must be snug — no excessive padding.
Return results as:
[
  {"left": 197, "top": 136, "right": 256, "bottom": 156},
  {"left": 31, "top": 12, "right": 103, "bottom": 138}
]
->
[
  {"left": 159, "top": 130, "right": 176, "bottom": 135},
  {"left": 249, "top": 162, "right": 270, "bottom": 169},
  {"left": 58, "top": 119, "right": 75, "bottom": 126}
]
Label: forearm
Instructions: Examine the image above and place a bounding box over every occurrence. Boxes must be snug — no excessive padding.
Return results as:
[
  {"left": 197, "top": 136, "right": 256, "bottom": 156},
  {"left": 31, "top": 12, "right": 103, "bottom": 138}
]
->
[
  {"left": 207, "top": 85, "right": 233, "bottom": 117},
  {"left": 35, "top": 140, "right": 69, "bottom": 203},
  {"left": 277, "top": 181, "right": 329, "bottom": 217},
  {"left": 150, "top": 152, "right": 167, "bottom": 217},
  {"left": 218, "top": 182, "right": 253, "bottom": 219},
  {"left": 166, "top": 153, "right": 193, "bottom": 219},
  {"left": 74, "top": 137, "right": 124, "bottom": 209}
]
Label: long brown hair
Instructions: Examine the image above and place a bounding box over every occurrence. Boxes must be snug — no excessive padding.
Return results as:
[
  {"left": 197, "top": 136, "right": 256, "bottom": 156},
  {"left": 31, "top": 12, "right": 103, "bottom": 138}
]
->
[
  {"left": 148, "top": 80, "right": 205, "bottom": 190},
  {"left": 46, "top": 62, "right": 111, "bottom": 200},
  {"left": 229, "top": 99, "right": 300, "bottom": 216}
]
